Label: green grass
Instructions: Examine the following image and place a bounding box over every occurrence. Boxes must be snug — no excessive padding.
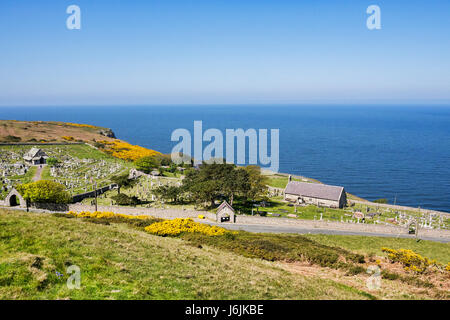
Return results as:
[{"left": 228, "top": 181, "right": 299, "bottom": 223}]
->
[
  {"left": 180, "top": 231, "right": 365, "bottom": 269},
  {"left": 0, "top": 209, "right": 373, "bottom": 300},
  {"left": 303, "top": 234, "right": 450, "bottom": 265},
  {"left": 265, "top": 176, "right": 291, "bottom": 189}
]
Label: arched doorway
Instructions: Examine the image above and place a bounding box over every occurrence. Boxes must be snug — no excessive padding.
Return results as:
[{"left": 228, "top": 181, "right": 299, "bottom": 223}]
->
[{"left": 9, "top": 194, "right": 19, "bottom": 206}]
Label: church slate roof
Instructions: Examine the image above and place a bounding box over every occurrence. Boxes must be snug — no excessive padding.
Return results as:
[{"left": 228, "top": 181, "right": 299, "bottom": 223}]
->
[
  {"left": 217, "top": 200, "right": 235, "bottom": 213},
  {"left": 285, "top": 181, "right": 344, "bottom": 202},
  {"left": 23, "top": 148, "right": 48, "bottom": 161}
]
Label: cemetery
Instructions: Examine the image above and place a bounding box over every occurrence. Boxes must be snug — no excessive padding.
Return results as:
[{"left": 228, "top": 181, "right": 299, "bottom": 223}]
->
[
  {"left": 0, "top": 141, "right": 448, "bottom": 232},
  {"left": 0, "top": 144, "right": 131, "bottom": 201}
]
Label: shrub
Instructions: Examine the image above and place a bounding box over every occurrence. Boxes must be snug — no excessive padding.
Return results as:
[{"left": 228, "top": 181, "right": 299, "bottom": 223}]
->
[
  {"left": 46, "top": 158, "right": 59, "bottom": 167},
  {"left": 111, "top": 193, "right": 140, "bottom": 206},
  {"left": 381, "top": 270, "right": 400, "bottom": 280},
  {"left": 97, "top": 140, "right": 160, "bottom": 161},
  {"left": 381, "top": 247, "right": 436, "bottom": 273},
  {"left": 4, "top": 135, "right": 21, "bottom": 142},
  {"left": 66, "top": 210, "right": 162, "bottom": 228},
  {"left": 68, "top": 210, "right": 150, "bottom": 220},
  {"left": 144, "top": 218, "right": 228, "bottom": 237},
  {"left": 17, "top": 180, "right": 71, "bottom": 204},
  {"left": 94, "top": 141, "right": 105, "bottom": 148},
  {"left": 346, "top": 265, "right": 366, "bottom": 276}
]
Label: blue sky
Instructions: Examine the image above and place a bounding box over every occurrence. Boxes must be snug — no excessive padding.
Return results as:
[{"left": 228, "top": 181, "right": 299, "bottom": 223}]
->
[{"left": 0, "top": 0, "right": 449, "bottom": 106}]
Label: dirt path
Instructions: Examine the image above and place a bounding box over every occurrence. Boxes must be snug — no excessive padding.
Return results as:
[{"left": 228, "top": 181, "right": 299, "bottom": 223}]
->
[{"left": 32, "top": 165, "right": 45, "bottom": 182}]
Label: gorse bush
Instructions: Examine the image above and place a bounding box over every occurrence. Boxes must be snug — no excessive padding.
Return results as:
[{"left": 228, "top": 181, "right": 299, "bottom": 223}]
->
[
  {"left": 62, "top": 122, "right": 97, "bottom": 129},
  {"left": 181, "top": 232, "right": 365, "bottom": 269},
  {"left": 382, "top": 247, "right": 437, "bottom": 273},
  {"left": 144, "top": 218, "right": 228, "bottom": 236},
  {"left": 97, "top": 140, "right": 159, "bottom": 161},
  {"left": 68, "top": 210, "right": 150, "bottom": 220},
  {"left": 64, "top": 211, "right": 367, "bottom": 272},
  {"left": 64, "top": 211, "right": 161, "bottom": 228}
]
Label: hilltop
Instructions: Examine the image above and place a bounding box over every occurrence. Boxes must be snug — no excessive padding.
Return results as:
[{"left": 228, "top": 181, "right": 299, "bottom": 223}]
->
[{"left": 0, "top": 120, "right": 117, "bottom": 144}]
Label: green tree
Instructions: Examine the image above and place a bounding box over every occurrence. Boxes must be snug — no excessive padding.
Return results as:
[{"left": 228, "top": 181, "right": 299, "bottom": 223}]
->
[
  {"left": 134, "top": 156, "right": 161, "bottom": 173},
  {"left": 111, "top": 193, "right": 140, "bottom": 206},
  {"left": 222, "top": 167, "right": 250, "bottom": 206},
  {"left": 244, "top": 165, "right": 267, "bottom": 202},
  {"left": 153, "top": 185, "right": 183, "bottom": 203},
  {"left": 182, "top": 162, "right": 251, "bottom": 207},
  {"left": 46, "top": 158, "right": 59, "bottom": 167},
  {"left": 17, "top": 180, "right": 71, "bottom": 204},
  {"left": 110, "top": 172, "right": 135, "bottom": 194}
]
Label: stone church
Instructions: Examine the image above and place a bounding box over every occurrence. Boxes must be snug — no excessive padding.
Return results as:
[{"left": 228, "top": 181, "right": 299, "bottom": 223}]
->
[
  {"left": 284, "top": 180, "right": 347, "bottom": 209},
  {"left": 23, "top": 148, "right": 48, "bottom": 165}
]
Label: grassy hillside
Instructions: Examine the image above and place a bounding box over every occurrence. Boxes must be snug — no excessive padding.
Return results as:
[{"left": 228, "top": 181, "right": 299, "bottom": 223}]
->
[
  {"left": 0, "top": 209, "right": 372, "bottom": 300},
  {"left": 0, "top": 120, "right": 115, "bottom": 144},
  {"left": 303, "top": 234, "right": 450, "bottom": 265}
]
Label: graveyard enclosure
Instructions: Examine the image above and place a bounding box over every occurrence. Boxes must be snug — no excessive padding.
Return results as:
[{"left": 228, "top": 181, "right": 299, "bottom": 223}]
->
[{"left": 0, "top": 144, "right": 133, "bottom": 200}]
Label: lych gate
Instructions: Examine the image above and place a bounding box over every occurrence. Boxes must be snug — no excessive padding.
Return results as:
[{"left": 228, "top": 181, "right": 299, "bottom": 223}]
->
[
  {"left": 216, "top": 200, "right": 235, "bottom": 223},
  {"left": 4, "top": 188, "right": 26, "bottom": 208}
]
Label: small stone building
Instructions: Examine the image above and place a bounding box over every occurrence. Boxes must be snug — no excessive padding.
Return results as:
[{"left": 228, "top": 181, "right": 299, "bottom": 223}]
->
[
  {"left": 284, "top": 181, "right": 347, "bottom": 209},
  {"left": 23, "top": 148, "right": 48, "bottom": 165},
  {"left": 3, "top": 188, "right": 26, "bottom": 208},
  {"left": 216, "top": 200, "right": 235, "bottom": 223}
]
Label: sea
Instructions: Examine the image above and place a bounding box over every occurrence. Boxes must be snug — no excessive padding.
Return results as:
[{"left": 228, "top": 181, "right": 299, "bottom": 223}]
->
[{"left": 1, "top": 105, "right": 449, "bottom": 213}]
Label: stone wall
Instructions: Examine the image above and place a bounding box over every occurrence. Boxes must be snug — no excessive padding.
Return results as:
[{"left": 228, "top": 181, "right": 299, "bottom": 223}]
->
[
  {"left": 235, "top": 215, "right": 450, "bottom": 239},
  {"left": 71, "top": 184, "right": 117, "bottom": 203},
  {"left": 0, "top": 142, "right": 84, "bottom": 146},
  {"left": 350, "top": 199, "right": 449, "bottom": 216}
]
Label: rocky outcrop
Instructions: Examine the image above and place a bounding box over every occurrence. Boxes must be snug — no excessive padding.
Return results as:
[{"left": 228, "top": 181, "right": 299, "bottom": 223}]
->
[{"left": 98, "top": 128, "right": 116, "bottom": 138}]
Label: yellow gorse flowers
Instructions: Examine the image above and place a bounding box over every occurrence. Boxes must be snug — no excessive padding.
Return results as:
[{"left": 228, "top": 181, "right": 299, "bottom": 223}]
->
[
  {"left": 62, "top": 122, "right": 97, "bottom": 129},
  {"left": 381, "top": 247, "right": 437, "bottom": 273},
  {"left": 144, "top": 218, "right": 228, "bottom": 237},
  {"left": 67, "top": 212, "right": 229, "bottom": 237},
  {"left": 68, "top": 210, "right": 150, "bottom": 220},
  {"left": 97, "top": 140, "right": 160, "bottom": 161}
]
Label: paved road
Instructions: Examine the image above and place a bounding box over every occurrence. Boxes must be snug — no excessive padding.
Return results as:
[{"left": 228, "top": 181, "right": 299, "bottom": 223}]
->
[
  {"left": 204, "top": 222, "right": 450, "bottom": 243},
  {"left": 3, "top": 206, "right": 449, "bottom": 243}
]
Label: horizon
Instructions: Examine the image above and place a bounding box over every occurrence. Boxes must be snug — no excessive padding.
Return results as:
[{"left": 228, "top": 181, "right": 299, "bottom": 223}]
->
[{"left": 1, "top": 0, "right": 450, "bottom": 106}]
